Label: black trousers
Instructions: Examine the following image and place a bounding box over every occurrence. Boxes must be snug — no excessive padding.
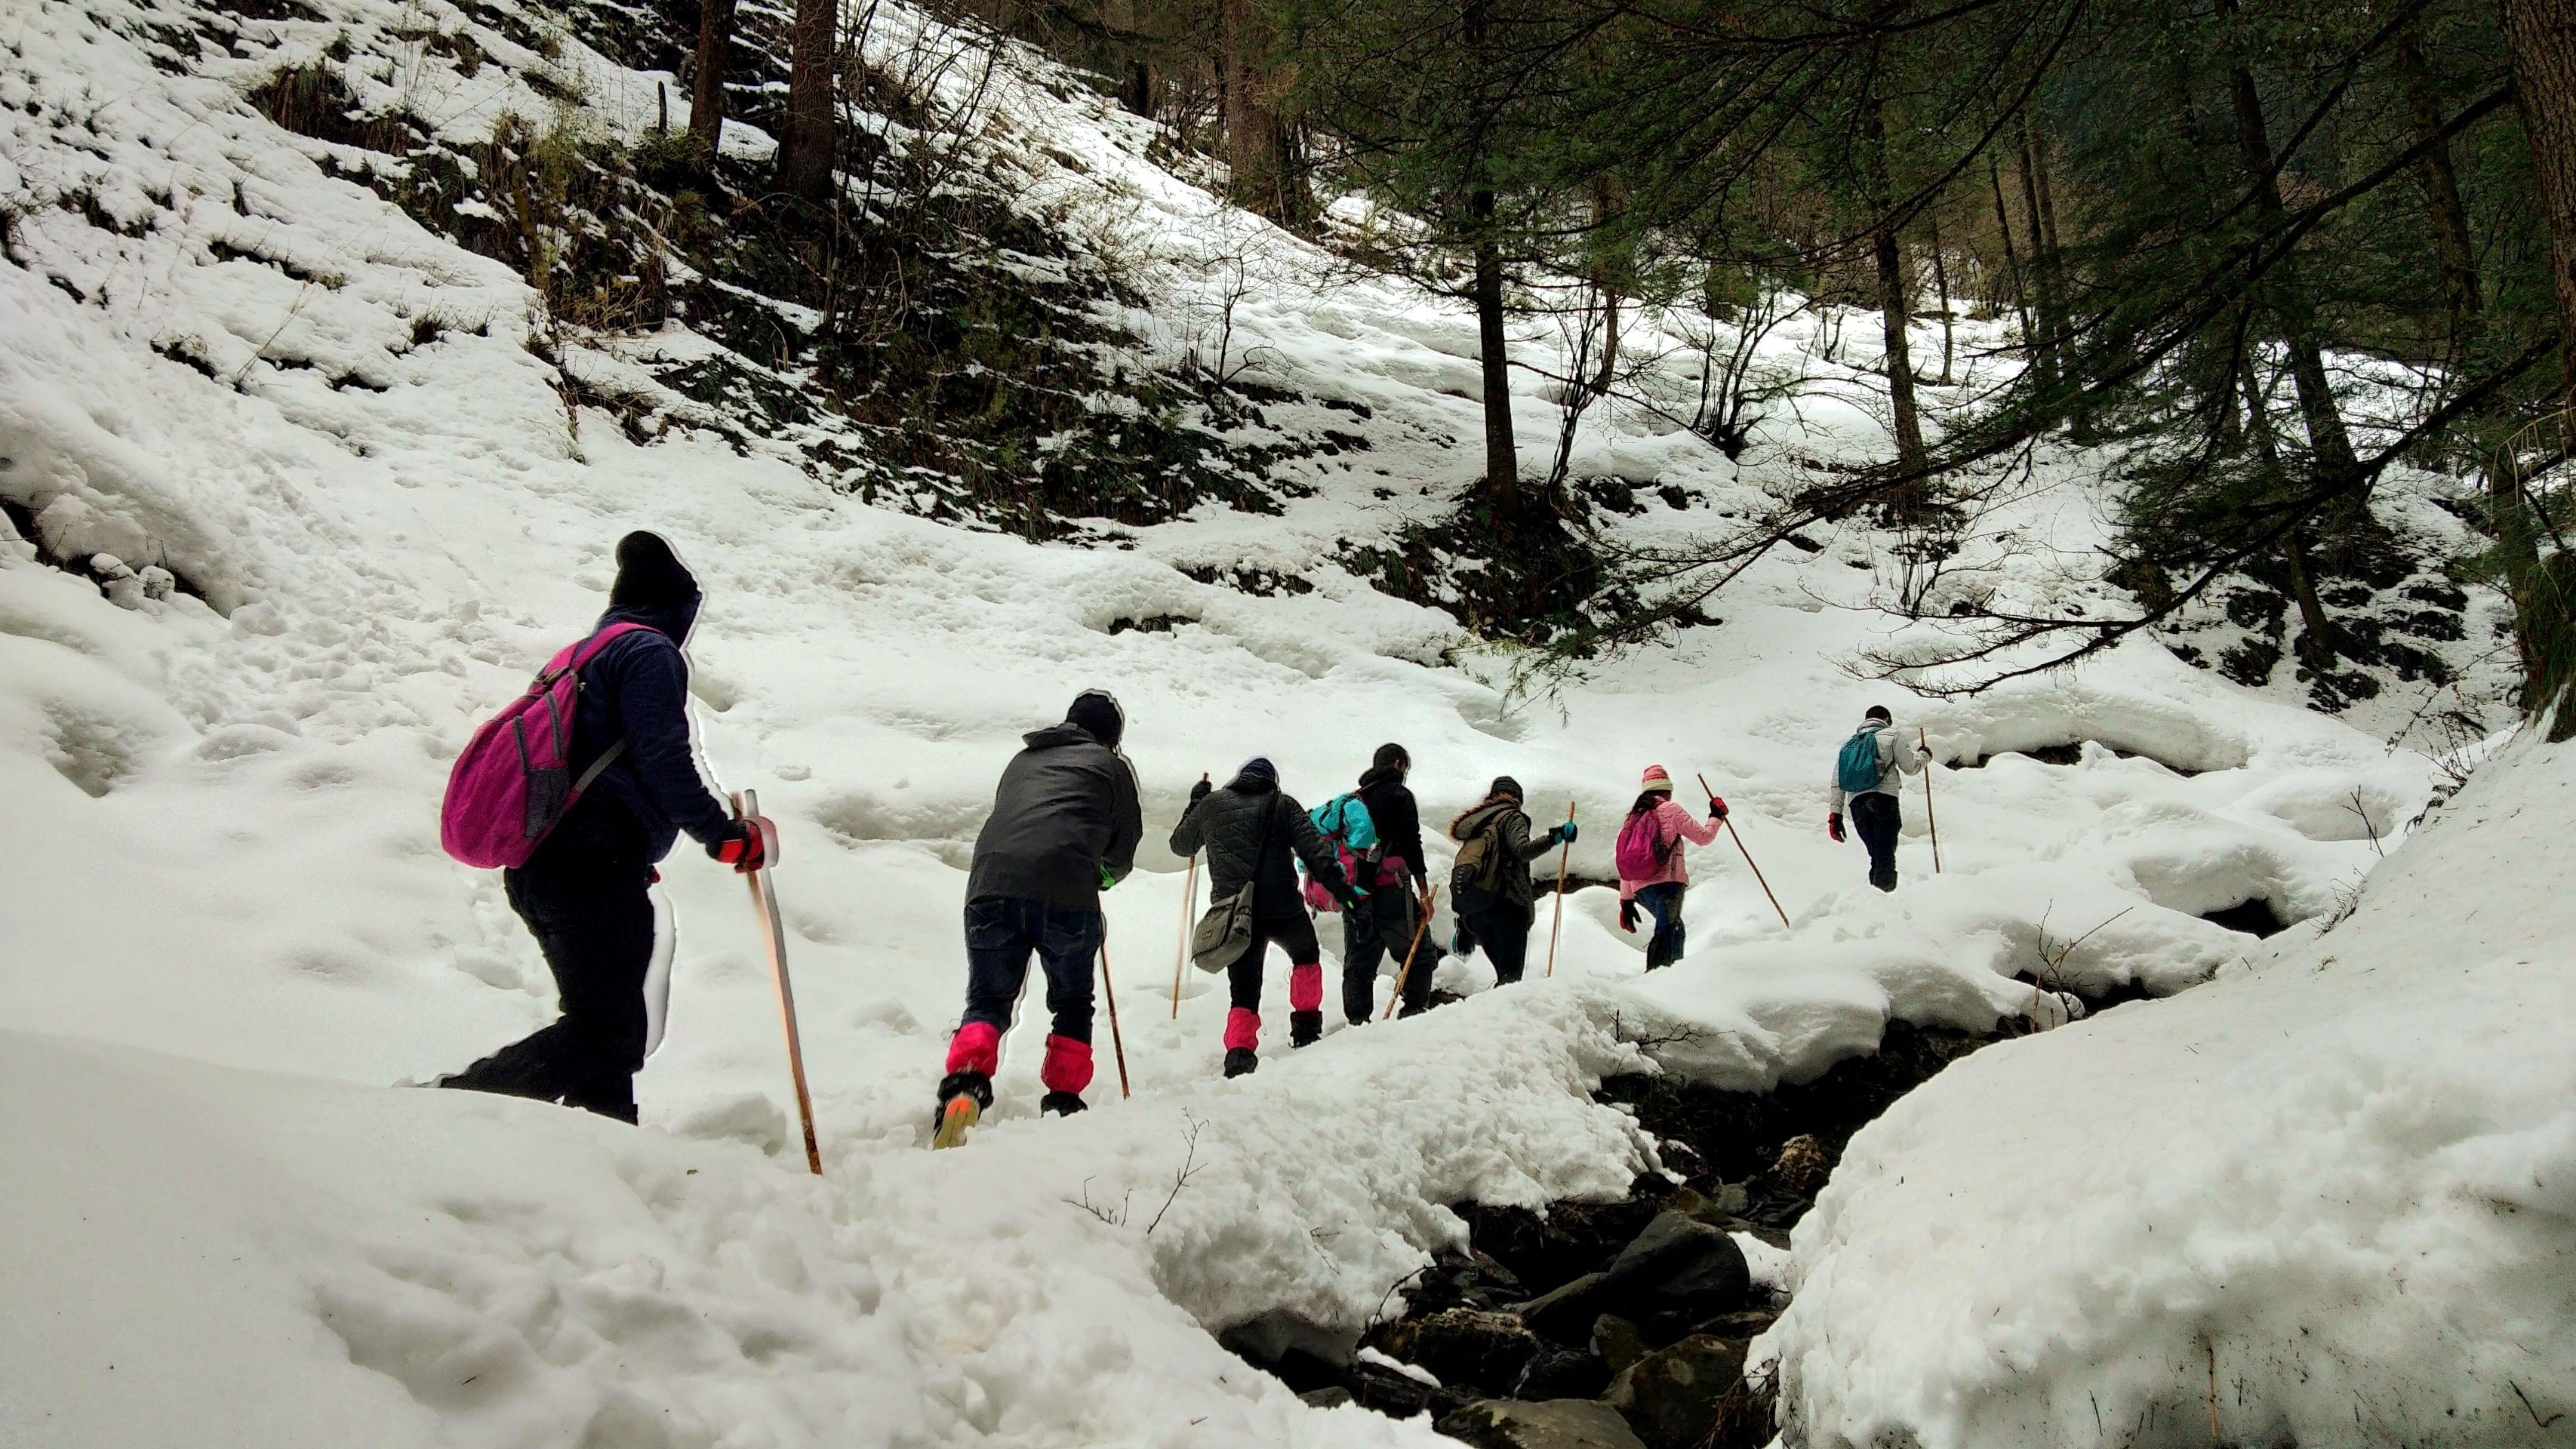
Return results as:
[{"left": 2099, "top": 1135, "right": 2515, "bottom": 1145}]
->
[
  {"left": 1460, "top": 904, "right": 1533, "bottom": 986},
  {"left": 1228, "top": 911, "right": 1322, "bottom": 1011},
  {"left": 445, "top": 802, "right": 656, "bottom": 1121},
  {"left": 1851, "top": 790, "right": 1902, "bottom": 892},
  {"left": 1636, "top": 881, "right": 1686, "bottom": 969},
  {"left": 1340, "top": 884, "right": 1427, "bottom": 1021}
]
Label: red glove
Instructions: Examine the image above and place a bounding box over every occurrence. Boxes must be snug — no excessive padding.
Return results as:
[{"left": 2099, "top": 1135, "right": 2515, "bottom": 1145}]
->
[
  {"left": 716, "top": 820, "right": 768, "bottom": 874},
  {"left": 1707, "top": 795, "right": 1729, "bottom": 822},
  {"left": 1827, "top": 812, "right": 1845, "bottom": 843}
]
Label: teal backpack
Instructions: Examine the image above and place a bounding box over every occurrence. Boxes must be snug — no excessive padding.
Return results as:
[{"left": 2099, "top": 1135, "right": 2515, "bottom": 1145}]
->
[{"left": 1836, "top": 728, "right": 1885, "bottom": 795}]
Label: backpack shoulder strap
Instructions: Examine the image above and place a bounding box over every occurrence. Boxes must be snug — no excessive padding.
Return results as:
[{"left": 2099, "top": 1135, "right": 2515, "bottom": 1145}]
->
[{"left": 576, "top": 620, "right": 661, "bottom": 667}]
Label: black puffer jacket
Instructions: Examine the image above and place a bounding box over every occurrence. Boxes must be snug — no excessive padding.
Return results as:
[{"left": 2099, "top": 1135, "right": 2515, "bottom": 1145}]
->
[
  {"left": 1448, "top": 793, "right": 1562, "bottom": 914},
  {"left": 1355, "top": 765, "right": 1427, "bottom": 891},
  {"left": 1170, "top": 771, "right": 1351, "bottom": 917},
  {"left": 966, "top": 724, "right": 1143, "bottom": 908}
]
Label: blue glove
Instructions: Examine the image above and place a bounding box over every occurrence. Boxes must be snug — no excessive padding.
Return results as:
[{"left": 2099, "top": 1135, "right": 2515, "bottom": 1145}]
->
[{"left": 1556, "top": 821, "right": 1579, "bottom": 846}]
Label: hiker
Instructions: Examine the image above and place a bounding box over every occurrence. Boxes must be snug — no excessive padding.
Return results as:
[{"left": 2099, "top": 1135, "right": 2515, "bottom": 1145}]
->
[
  {"left": 1170, "top": 758, "right": 1365, "bottom": 1076},
  {"left": 438, "top": 531, "right": 761, "bottom": 1123},
  {"left": 1342, "top": 743, "right": 1433, "bottom": 1021},
  {"left": 1827, "top": 705, "right": 1928, "bottom": 892},
  {"left": 1614, "top": 765, "right": 1726, "bottom": 970},
  {"left": 1445, "top": 777, "right": 1575, "bottom": 988},
  {"left": 932, "top": 691, "right": 1143, "bottom": 1145}
]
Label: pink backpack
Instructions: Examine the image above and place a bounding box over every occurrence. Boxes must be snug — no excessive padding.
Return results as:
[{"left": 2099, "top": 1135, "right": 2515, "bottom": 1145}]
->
[
  {"left": 440, "top": 623, "right": 657, "bottom": 868},
  {"left": 1614, "top": 806, "right": 1676, "bottom": 882}
]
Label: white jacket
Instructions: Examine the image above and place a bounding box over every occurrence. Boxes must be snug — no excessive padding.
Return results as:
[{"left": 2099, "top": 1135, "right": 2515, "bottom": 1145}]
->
[{"left": 1827, "top": 719, "right": 1926, "bottom": 813}]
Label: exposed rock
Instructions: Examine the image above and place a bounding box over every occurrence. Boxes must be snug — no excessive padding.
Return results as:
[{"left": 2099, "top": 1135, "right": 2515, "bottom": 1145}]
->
[
  {"left": 1591, "top": 1314, "right": 1649, "bottom": 1376},
  {"left": 1436, "top": 1398, "right": 1650, "bottom": 1449},
  {"left": 1766, "top": 1135, "right": 1832, "bottom": 1197},
  {"left": 1688, "top": 1308, "right": 1778, "bottom": 1341},
  {"left": 1519, "top": 1343, "right": 1611, "bottom": 1400},
  {"left": 1599, "top": 1211, "right": 1750, "bottom": 1328},
  {"left": 1350, "top": 1352, "right": 1463, "bottom": 1418},
  {"left": 1602, "top": 1335, "right": 1750, "bottom": 1449},
  {"left": 1376, "top": 1307, "right": 1542, "bottom": 1398},
  {"left": 1299, "top": 1386, "right": 1354, "bottom": 1409},
  {"left": 1513, "top": 1271, "right": 1608, "bottom": 1343}
]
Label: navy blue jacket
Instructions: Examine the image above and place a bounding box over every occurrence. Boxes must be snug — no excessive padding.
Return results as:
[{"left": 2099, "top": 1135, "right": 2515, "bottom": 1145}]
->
[{"left": 564, "top": 595, "right": 734, "bottom": 863}]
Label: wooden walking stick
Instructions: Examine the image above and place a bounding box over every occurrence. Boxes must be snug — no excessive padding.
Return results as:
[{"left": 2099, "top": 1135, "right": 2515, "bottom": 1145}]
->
[
  {"left": 1544, "top": 801, "right": 1575, "bottom": 977},
  {"left": 731, "top": 790, "right": 821, "bottom": 1176},
  {"left": 1919, "top": 728, "right": 1943, "bottom": 873},
  {"left": 1698, "top": 773, "right": 1792, "bottom": 931},
  {"left": 1383, "top": 884, "right": 1442, "bottom": 1020},
  {"left": 1097, "top": 932, "right": 1132, "bottom": 1100},
  {"left": 1171, "top": 772, "right": 1205, "bottom": 1020}
]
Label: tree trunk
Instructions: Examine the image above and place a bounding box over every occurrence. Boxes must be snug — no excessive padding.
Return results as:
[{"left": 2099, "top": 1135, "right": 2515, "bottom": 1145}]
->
[
  {"left": 2014, "top": 114, "right": 2063, "bottom": 408},
  {"left": 689, "top": 0, "right": 735, "bottom": 156},
  {"left": 2397, "top": 30, "right": 2484, "bottom": 353},
  {"left": 1988, "top": 152, "right": 2033, "bottom": 343},
  {"left": 1863, "top": 92, "right": 1928, "bottom": 482},
  {"left": 1473, "top": 215, "right": 1519, "bottom": 516},
  {"left": 1221, "top": 0, "right": 1307, "bottom": 224},
  {"left": 2224, "top": 53, "right": 2359, "bottom": 477},
  {"left": 1927, "top": 194, "right": 1954, "bottom": 384},
  {"left": 2498, "top": 0, "right": 2576, "bottom": 724},
  {"left": 777, "top": 0, "right": 836, "bottom": 204},
  {"left": 1590, "top": 174, "right": 1627, "bottom": 392},
  {"left": 2242, "top": 361, "right": 2342, "bottom": 661}
]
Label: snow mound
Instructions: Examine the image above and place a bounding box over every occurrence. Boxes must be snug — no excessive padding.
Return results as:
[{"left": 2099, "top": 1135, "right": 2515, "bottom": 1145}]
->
[{"left": 1759, "top": 730, "right": 2576, "bottom": 1448}]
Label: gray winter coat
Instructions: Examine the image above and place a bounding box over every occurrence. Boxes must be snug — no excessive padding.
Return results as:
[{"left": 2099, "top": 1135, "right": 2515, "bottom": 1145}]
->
[
  {"left": 1448, "top": 794, "right": 1564, "bottom": 915},
  {"left": 966, "top": 723, "right": 1143, "bottom": 909},
  {"left": 1169, "top": 772, "right": 1352, "bottom": 918}
]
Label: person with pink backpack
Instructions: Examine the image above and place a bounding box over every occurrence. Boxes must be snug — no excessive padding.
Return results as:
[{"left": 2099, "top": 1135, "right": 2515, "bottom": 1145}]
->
[
  {"left": 1614, "top": 765, "right": 1726, "bottom": 971},
  {"left": 430, "top": 531, "right": 762, "bottom": 1121}
]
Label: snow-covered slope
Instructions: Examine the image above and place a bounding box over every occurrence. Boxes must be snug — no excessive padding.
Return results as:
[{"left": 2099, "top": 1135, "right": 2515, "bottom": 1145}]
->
[
  {"left": 0, "top": 0, "right": 2538, "bottom": 1444},
  {"left": 1762, "top": 728, "right": 2576, "bottom": 1448}
]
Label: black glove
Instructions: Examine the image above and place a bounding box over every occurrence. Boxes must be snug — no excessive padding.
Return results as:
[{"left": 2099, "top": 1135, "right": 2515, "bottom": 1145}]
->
[
  {"left": 1190, "top": 778, "right": 1212, "bottom": 803},
  {"left": 1707, "top": 795, "right": 1729, "bottom": 822},
  {"left": 1827, "top": 812, "right": 1845, "bottom": 843},
  {"left": 1330, "top": 877, "right": 1368, "bottom": 910},
  {"left": 1618, "top": 898, "right": 1639, "bottom": 933}
]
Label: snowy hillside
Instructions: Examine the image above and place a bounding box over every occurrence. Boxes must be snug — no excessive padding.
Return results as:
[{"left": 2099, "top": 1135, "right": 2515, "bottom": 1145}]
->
[{"left": 2, "top": 0, "right": 2563, "bottom": 1444}]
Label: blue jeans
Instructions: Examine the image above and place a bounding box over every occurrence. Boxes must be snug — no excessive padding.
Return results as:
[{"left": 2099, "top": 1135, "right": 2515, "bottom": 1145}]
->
[
  {"left": 962, "top": 897, "right": 1101, "bottom": 1043},
  {"left": 1851, "top": 792, "right": 1902, "bottom": 892},
  {"left": 1636, "top": 881, "right": 1685, "bottom": 970}
]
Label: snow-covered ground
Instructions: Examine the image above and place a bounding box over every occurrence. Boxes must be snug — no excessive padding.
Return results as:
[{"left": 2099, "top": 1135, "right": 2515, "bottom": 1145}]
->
[{"left": 2, "top": 0, "right": 2560, "bottom": 1444}]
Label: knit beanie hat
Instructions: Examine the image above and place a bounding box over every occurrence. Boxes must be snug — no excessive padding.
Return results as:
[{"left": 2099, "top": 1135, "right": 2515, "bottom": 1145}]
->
[
  {"left": 1239, "top": 757, "right": 1279, "bottom": 783},
  {"left": 1640, "top": 764, "right": 1673, "bottom": 793},
  {"left": 609, "top": 530, "right": 697, "bottom": 611},
  {"left": 1488, "top": 774, "right": 1523, "bottom": 801},
  {"left": 1066, "top": 690, "right": 1125, "bottom": 749},
  {"left": 1865, "top": 704, "right": 1893, "bottom": 723}
]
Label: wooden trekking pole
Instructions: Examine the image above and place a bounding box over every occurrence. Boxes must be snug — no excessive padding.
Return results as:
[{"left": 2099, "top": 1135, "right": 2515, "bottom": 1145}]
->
[
  {"left": 1544, "top": 801, "right": 1575, "bottom": 977},
  {"left": 1698, "top": 773, "right": 1791, "bottom": 930},
  {"left": 1171, "top": 772, "right": 1205, "bottom": 1020},
  {"left": 732, "top": 790, "right": 821, "bottom": 1176},
  {"left": 1383, "top": 884, "right": 1442, "bottom": 1020},
  {"left": 1919, "top": 728, "right": 1943, "bottom": 873},
  {"left": 1097, "top": 932, "right": 1132, "bottom": 1100}
]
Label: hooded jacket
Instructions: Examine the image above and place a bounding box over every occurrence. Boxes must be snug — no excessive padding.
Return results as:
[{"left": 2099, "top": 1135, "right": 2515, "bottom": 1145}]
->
[
  {"left": 966, "top": 722, "right": 1143, "bottom": 908},
  {"left": 1354, "top": 765, "right": 1428, "bottom": 890},
  {"left": 1448, "top": 792, "right": 1563, "bottom": 914},
  {"left": 562, "top": 533, "right": 736, "bottom": 863},
  {"left": 1827, "top": 718, "right": 1927, "bottom": 813},
  {"left": 1170, "top": 770, "right": 1350, "bottom": 918}
]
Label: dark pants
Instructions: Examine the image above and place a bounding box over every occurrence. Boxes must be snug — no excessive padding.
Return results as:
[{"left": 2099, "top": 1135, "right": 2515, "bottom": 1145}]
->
[
  {"left": 961, "top": 896, "right": 1100, "bottom": 1042},
  {"left": 1341, "top": 885, "right": 1427, "bottom": 1022},
  {"left": 1851, "top": 791, "right": 1901, "bottom": 892},
  {"left": 1636, "top": 881, "right": 1685, "bottom": 969},
  {"left": 1229, "top": 911, "right": 1322, "bottom": 1010},
  {"left": 1460, "top": 904, "right": 1533, "bottom": 986},
  {"left": 446, "top": 802, "right": 655, "bottom": 1122}
]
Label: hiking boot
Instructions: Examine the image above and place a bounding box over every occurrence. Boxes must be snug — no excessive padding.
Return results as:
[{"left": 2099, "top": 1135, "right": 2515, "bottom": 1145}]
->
[
  {"left": 1223, "top": 1047, "right": 1258, "bottom": 1078},
  {"left": 1040, "top": 1091, "right": 1087, "bottom": 1116},
  {"left": 931, "top": 1071, "right": 992, "bottom": 1149},
  {"left": 1289, "top": 1010, "right": 1322, "bottom": 1048}
]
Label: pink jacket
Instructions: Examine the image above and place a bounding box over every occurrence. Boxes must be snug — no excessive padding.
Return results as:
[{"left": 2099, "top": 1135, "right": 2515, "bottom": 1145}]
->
[{"left": 1617, "top": 798, "right": 1720, "bottom": 900}]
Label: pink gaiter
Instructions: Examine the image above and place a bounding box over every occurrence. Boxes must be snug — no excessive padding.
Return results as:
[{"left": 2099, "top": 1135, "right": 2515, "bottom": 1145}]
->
[
  {"left": 1039, "top": 1034, "right": 1094, "bottom": 1094},
  {"left": 1288, "top": 962, "right": 1324, "bottom": 1012},
  {"left": 945, "top": 1020, "right": 1001, "bottom": 1078},
  {"left": 1223, "top": 1007, "right": 1260, "bottom": 1051}
]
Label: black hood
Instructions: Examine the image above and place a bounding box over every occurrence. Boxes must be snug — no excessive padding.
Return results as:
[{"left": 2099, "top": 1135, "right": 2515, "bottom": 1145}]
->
[
  {"left": 601, "top": 530, "right": 700, "bottom": 642},
  {"left": 1022, "top": 721, "right": 1100, "bottom": 751},
  {"left": 1359, "top": 764, "right": 1404, "bottom": 790}
]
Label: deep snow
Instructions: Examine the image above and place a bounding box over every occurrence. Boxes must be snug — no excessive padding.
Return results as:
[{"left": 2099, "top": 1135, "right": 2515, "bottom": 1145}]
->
[{"left": 0, "top": 0, "right": 2559, "bottom": 1444}]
